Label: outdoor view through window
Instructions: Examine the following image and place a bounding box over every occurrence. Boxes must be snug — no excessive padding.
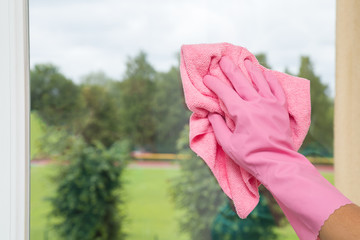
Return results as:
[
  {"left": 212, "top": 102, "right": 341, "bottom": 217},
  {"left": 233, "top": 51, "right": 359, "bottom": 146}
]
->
[{"left": 30, "top": 1, "right": 336, "bottom": 239}]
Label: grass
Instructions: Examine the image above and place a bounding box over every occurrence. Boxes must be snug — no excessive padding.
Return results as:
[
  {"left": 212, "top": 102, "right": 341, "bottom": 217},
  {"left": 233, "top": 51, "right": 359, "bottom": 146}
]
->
[
  {"left": 121, "top": 167, "right": 188, "bottom": 240},
  {"left": 30, "top": 164, "right": 57, "bottom": 239},
  {"left": 31, "top": 163, "right": 334, "bottom": 240},
  {"left": 30, "top": 111, "right": 47, "bottom": 159}
]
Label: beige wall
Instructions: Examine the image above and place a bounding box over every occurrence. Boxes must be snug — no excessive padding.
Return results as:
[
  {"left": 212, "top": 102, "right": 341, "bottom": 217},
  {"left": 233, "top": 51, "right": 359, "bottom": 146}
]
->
[{"left": 335, "top": 0, "right": 360, "bottom": 204}]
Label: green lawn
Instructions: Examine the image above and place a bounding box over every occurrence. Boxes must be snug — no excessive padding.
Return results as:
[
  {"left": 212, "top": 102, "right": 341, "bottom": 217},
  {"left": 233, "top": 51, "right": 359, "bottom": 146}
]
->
[
  {"left": 31, "top": 164, "right": 334, "bottom": 240},
  {"left": 30, "top": 164, "right": 57, "bottom": 239},
  {"left": 121, "top": 167, "right": 188, "bottom": 240},
  {"left": 30, "top": 111, "right": 47, "bottom": 160}
]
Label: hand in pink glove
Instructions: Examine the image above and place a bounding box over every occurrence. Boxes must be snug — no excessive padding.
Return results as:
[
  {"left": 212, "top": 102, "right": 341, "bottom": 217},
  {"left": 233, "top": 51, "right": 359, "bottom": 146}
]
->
[{"left": 203, "top": 56, "right": 352, "bottom": 240}]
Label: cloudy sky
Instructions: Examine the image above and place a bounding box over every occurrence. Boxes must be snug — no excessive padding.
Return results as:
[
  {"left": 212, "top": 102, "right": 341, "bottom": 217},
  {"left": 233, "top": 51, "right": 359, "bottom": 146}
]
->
[{"left": 29, "top": 0, "right": 336, "bottom": 97}]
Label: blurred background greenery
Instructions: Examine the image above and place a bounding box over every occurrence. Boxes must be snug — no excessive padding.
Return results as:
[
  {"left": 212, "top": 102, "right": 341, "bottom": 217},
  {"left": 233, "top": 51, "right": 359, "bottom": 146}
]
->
[{"left": 30, "top": 52, "right": 334, "bottom": 158}]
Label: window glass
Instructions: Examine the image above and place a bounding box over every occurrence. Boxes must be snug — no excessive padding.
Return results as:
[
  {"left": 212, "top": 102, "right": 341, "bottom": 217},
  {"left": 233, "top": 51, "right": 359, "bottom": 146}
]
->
[{"left": 30, "top": 1, "right": 336, "bottom": 239}]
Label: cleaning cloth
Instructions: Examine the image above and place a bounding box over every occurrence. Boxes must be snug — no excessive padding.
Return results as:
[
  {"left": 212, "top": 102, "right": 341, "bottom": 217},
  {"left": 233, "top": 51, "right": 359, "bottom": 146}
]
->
[{"left": 179, "top": 43, "right": 311, "bottom": 218}]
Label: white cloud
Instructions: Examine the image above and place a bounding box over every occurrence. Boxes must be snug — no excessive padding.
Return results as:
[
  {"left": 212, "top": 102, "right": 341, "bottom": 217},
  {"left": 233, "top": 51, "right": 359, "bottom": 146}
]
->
[{"left": 29, "top": 0, "right": 336, "bottom": 96}]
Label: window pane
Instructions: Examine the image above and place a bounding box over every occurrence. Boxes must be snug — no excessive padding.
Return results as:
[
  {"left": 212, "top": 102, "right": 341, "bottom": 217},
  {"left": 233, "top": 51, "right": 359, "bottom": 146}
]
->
[{"left": 30, "top": 1, "right": 335, "bottom": 239}]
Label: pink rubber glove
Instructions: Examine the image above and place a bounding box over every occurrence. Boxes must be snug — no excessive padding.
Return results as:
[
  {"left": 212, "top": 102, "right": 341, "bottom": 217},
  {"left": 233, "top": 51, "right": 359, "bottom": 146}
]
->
[{"left": 203, "top": 56, "right": 352, "bottom": 240}]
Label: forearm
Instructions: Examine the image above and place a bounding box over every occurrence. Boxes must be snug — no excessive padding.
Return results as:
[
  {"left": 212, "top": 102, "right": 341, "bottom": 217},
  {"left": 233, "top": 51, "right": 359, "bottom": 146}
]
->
[{"left": 319, "top": 203, "right": 360, "bottom": 240}]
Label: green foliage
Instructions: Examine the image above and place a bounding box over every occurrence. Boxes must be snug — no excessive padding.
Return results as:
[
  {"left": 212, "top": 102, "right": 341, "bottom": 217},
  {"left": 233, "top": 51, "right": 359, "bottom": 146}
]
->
[
  {"left": 36, "top": 123, "right": 86, "bottom": 162},
  {"left": 118, "top": 51, "right": 157, "bottom": 150},
  {"left": 171, "top": 125, "right": 227, "bottom": 240},
  {"left": 30, "top": 64, "right": 86, "bottom": 129},
  {"left": 153, "top": 66, "right": 191, "bottom": 152},
  {"left": 297, "top": 56, "right": 334, "bottom": 157},
  {"left": 46, "top": 139, "right": 131, "bottom": 240},
  {"left": 118, "top": 51, "right": 190, "bottom": 153},
  {"left": 211, "top": 193, "right": 277, "bottom": 240},
  {"left": 79, "top": 84, "right": 123, "bottom": 148},
  {"left": 31, "top": 65, "right": 124, "bottom": 151},
  {"left": 30, "top": 51, "right": 335, "bottom": 157}
]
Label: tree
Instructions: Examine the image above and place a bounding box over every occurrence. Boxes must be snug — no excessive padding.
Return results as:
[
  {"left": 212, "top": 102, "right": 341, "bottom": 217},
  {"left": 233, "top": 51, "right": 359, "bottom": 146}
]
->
[
  {"left": 152, "top": 66, "right": 191, "bottom": 152},
  {"left": 297, "top": 56, "right": 334, "bottom": 156},
  {"left": 79, "top": 84, "right": 123, "bottom": 148},
  {"left": 118, "top": 51, "right": 157, "bottom": 151},
  {"left": 30, "top": 64, "right": 86, "bottom": 129}
]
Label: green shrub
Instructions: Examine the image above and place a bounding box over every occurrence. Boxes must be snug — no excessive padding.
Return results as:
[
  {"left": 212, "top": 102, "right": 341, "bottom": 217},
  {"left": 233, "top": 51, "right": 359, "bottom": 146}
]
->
[
  {"left": 45, "top": 140, "right": 130, "bottom": 240},
  {"left": 211, "top": 190, "right": 278, "bottom": 240}
]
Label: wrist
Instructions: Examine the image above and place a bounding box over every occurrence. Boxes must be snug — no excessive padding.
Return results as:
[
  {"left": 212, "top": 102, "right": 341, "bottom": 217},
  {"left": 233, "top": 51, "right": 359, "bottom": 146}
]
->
[{"left": 252, "top": 150, "right": 352, "bottom": 240}]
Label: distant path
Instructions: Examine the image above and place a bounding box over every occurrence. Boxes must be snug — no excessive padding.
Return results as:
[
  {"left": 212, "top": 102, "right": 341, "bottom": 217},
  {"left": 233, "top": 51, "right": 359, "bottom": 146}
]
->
[
  {"left": 128, "top": 160, "right": 179, "bottom": 169},
  {"left": 30, "top": 159, "right": 333, "bottom": 172},
  {"left": 30, "top": 159, "right": 179, "bottom": 169},
  {"left": 314, "top": 164, "right": 334, "bottom": 173},
  {"left": 31, "top": 158, "right": 53, "bottom": 165}
]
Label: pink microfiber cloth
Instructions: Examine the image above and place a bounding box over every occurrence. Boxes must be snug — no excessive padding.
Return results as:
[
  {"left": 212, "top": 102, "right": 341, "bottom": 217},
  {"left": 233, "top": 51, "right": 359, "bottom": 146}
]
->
[{"left": 179, "top": 42, "right": 311, "bottom": 218}]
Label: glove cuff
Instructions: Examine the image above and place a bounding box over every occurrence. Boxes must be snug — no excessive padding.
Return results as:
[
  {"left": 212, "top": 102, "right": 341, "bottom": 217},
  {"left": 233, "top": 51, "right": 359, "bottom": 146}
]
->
[{"left": 255, "top": 151, "right": 352, "bottom": 240}]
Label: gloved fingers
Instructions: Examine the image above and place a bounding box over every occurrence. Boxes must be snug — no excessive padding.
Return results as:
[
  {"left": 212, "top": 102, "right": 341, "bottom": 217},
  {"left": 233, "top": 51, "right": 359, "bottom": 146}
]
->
[
  {"left": 204, "top": 75, "right": 244, "bottom": 115},
  {"left": 244, "top": 59, "right": 273, "bottom": 99},
  {"left": 264, "top": 71, "right": 286, "bottom": 104},
  {"left": 208, "top": 113, "right": 232, "bottom": 147},
  {"left": 219, "top": 56, "right": 259, "bottom": 101}
]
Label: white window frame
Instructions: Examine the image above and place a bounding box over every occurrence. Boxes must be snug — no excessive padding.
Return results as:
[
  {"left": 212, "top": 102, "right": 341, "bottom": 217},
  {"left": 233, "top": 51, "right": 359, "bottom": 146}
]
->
[{"left": 0, "top": 0, "right": 30, "bottom": 239}]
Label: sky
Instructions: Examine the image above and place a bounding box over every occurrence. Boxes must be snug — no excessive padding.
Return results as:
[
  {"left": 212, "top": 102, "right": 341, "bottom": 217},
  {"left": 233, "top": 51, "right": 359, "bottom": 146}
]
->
[{"left": 29, "top": 0, "right": 336, "bottom": 97}]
